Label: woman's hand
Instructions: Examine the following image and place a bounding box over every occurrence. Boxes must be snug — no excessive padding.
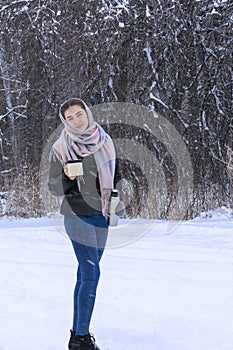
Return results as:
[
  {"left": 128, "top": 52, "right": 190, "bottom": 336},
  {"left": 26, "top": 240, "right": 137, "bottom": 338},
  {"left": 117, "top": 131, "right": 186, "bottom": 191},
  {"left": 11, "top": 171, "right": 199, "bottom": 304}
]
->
[{"left": 63, "top": 165, "right": 76, "bottom": 180}]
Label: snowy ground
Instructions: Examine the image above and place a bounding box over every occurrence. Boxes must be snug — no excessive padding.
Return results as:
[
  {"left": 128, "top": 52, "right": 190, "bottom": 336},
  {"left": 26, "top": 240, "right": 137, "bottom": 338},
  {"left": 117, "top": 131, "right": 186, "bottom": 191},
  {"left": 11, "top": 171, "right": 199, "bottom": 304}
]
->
[{"left": 0, "top": 211, "right": 233, "bottom": 350}]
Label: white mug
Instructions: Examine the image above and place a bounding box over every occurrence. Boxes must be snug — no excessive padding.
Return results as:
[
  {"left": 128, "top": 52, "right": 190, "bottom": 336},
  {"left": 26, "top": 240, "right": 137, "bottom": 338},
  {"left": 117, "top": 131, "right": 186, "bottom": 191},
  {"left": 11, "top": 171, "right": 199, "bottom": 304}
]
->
[{"left": 67, "top": 160, "right": 83, "bottom": 177}]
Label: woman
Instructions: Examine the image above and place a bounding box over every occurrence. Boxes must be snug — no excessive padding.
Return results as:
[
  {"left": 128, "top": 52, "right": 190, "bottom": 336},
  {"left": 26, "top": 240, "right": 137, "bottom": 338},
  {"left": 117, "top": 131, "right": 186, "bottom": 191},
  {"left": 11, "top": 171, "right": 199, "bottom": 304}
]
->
[{"left": 48, "top": 98, "right": 122, "bottom": 350}]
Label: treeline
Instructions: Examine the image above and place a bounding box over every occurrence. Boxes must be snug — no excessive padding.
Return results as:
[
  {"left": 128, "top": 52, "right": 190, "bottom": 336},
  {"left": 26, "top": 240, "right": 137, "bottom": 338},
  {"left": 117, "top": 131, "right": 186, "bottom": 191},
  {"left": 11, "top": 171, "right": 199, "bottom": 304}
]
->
[{"left": 0, "top": 0, "right": 232, "bottom": 218}]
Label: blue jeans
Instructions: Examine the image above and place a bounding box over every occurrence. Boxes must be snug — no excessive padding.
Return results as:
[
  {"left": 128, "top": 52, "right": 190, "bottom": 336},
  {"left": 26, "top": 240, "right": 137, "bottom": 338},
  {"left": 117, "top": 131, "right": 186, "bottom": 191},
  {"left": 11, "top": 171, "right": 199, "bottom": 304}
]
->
[{"left": 64, "top": 215, "right": 108, "bottom": 336}]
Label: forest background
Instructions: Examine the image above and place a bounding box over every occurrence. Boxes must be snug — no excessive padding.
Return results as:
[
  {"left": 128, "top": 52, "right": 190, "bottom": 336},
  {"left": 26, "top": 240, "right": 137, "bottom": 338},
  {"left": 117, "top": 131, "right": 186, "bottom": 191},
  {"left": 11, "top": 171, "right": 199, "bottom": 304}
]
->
[{"left": 0, "top": 0, "right": 232, "bottom": 219}]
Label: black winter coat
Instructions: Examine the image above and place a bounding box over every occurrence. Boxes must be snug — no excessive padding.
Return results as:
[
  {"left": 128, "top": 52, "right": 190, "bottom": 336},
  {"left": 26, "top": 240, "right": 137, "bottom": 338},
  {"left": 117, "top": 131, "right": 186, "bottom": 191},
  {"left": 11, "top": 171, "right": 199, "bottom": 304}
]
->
[{"left": 48, "top": 154, "right": 122, "bottom": 216}]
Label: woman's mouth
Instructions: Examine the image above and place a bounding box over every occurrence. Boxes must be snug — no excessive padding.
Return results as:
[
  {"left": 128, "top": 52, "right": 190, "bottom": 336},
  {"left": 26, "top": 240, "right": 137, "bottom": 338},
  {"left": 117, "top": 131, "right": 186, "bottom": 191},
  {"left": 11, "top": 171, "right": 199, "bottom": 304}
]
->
[{"left": 74, "top": 124, "right": 83, "bottom": 129}]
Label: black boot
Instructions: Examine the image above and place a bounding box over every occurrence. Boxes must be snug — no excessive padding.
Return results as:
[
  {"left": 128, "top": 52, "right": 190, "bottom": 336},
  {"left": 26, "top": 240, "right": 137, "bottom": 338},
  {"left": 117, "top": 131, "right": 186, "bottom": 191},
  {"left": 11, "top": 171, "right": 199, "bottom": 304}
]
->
[
  {"left": 68, "top": 330, "right": 101, "bottom": 350},
  {"left": 68, "top": 330, "right": 77, "bottom": 349}
]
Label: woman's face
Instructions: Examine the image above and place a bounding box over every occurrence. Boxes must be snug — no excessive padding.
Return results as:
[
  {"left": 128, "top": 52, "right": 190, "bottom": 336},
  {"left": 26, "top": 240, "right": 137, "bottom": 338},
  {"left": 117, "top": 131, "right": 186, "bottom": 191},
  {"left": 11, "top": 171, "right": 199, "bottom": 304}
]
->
[{"left": 64, "top": 105, "right": 89, "bottom": 132}]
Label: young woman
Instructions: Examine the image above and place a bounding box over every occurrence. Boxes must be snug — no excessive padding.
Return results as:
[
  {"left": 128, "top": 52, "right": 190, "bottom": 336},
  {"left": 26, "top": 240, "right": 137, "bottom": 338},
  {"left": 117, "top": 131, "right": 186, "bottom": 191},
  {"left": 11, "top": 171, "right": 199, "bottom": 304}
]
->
[{"left": 48, "top": 98, "right": 122, "bottom": 350}]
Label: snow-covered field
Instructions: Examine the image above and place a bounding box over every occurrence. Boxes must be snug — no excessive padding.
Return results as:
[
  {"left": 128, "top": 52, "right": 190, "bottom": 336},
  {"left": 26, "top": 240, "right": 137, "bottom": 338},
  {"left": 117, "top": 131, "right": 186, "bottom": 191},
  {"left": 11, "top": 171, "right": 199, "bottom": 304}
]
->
[{"left": 1, "top": 211, "right": 233, "bottom": 350}]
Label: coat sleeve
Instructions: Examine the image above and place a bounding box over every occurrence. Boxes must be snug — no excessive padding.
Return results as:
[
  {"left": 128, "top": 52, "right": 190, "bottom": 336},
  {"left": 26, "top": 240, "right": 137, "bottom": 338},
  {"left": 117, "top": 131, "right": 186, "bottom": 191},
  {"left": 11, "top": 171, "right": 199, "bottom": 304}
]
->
[{"left": 48, "top": 158, "right": 76, "bottom": 196}]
